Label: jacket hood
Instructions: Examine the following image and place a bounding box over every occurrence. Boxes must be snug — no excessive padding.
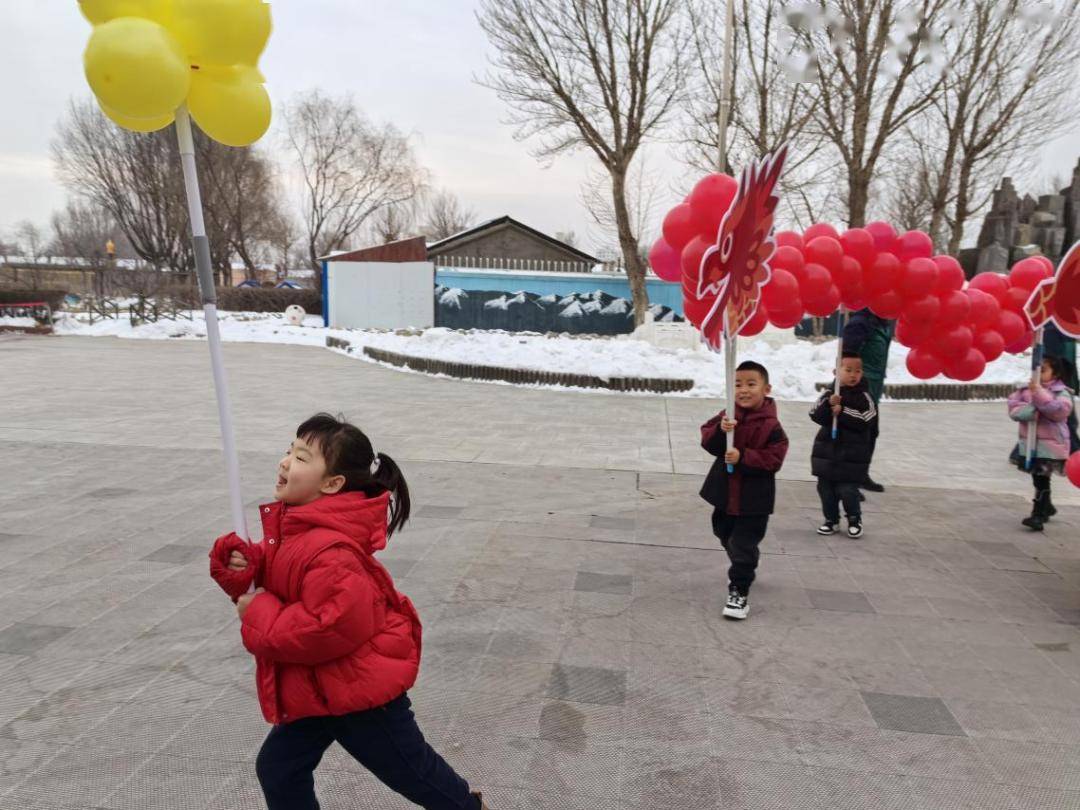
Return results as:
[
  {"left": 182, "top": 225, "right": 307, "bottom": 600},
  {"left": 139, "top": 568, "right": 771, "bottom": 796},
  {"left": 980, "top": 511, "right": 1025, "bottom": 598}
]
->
[{"left": 262, "top": 491, "right": 391, "bottom": 554}]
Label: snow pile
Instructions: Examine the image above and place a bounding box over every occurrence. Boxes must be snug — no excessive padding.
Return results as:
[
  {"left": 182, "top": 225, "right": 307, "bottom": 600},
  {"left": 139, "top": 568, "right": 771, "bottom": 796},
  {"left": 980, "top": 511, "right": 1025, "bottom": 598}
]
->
[
  {"left": 0, "top": 316, "right": 40, "bottom": 328},
  {"left": 50, "top": 308, "right": 1038, "bottom": 399}
]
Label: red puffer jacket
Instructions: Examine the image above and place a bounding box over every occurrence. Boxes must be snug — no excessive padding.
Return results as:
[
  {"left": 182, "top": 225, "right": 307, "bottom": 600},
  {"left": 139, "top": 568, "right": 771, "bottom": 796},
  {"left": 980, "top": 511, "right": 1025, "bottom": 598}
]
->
[{"left": 209, "top": 491, "right": 422, "bottom": 724}]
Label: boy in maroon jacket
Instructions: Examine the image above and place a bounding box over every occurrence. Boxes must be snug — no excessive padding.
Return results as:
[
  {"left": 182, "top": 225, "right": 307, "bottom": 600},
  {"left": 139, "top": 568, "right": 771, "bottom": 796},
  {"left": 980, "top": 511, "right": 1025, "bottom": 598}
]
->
[{"left": 700, "top": 361, "right": 789, "bottom": 620}]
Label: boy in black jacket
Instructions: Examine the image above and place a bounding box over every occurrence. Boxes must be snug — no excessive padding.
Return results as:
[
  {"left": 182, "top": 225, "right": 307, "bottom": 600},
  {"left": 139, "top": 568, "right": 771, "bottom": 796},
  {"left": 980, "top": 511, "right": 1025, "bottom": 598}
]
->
[
  {"left": 700, "top": 361, "right": 789, "bottom": 620},
  {"left": 810, "top": 352, "right": 878, "bottom": 538}
]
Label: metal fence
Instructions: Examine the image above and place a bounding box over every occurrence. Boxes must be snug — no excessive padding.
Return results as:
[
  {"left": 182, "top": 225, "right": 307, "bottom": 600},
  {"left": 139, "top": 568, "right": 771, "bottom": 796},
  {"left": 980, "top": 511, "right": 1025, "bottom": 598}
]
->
[{"left": 434, "top": 255, "right": 628, "bottom": 274}]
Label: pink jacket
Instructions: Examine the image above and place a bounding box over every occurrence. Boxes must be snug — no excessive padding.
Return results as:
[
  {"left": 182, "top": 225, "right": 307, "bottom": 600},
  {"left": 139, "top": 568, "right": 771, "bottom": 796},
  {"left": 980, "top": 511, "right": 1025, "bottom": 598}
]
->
[{"left": 1007, "top": 379, "right": 1074, "bottom": 461}]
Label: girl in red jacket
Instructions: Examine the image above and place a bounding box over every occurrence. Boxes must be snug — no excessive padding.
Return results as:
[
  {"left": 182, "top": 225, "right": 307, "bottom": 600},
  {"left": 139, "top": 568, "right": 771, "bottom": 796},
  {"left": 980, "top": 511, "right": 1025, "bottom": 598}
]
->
[{"left": 209, "top": 413, "right": 489, "bottom": 810}]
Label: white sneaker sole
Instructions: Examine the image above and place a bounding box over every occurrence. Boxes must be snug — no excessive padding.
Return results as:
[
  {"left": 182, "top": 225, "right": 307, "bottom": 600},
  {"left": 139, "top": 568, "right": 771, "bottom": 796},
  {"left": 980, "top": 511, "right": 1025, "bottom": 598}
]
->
[
  {"left": 817, "top": 527, "right": 837, "bottom": 535},
  {"left": 723, "top": 605, "right": 749, "bottom": 620}
]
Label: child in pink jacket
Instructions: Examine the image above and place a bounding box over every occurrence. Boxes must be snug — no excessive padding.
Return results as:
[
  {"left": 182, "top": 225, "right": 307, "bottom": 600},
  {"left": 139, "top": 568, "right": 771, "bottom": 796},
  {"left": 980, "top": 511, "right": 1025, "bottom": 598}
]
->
[{"left": 1008, "top": 356, "right": 1075, "bottom": 530}]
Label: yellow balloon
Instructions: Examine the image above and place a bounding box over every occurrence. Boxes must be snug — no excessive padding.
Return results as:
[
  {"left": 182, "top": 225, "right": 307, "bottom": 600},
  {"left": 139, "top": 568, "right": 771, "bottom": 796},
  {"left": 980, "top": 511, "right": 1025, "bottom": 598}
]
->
[
  {"left": 84, "top": 17, "right": 191, "bottom": 119},
  {"left": 78, "top": 0, "right": 170, "bottom": 25},
  {"left": 188, "top": 66, "right": 271, "bottom": 147},
  {"left": 101, "top": 104, "right": 175, "bottom": 133},
  {"left": 171, "top": 0, "right": 272, "bottom": 67}
]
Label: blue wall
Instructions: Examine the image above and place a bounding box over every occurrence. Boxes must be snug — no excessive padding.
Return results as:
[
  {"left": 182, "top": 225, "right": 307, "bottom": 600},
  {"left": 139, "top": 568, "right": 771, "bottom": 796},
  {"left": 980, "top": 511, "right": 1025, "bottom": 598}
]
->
[{"left": 434, "top": 268, "right": 684, "bottom": 316}]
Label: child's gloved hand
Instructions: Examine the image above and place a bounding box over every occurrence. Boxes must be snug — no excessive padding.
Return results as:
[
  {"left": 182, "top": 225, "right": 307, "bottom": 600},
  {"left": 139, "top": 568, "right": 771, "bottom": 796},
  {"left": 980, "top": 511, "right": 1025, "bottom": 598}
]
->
[{"left": 725, "top": 448, "right": 740, "bottom": 465}]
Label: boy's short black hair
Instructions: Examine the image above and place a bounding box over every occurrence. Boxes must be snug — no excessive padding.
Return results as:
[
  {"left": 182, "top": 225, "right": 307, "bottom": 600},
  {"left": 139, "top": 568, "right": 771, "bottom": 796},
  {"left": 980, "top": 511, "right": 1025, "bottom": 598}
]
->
[
  {"left": 736, "top": 360, "right": 769, "bottom": 384},
  {"left": 841, "top": 351, "right": 862, "bottom": 361}
]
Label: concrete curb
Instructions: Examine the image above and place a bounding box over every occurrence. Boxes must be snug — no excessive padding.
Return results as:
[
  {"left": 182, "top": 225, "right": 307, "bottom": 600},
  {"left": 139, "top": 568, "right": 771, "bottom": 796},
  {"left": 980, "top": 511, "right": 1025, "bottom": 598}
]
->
[{"left": 326, "top": 336, "right": 695, "bottom": 394}]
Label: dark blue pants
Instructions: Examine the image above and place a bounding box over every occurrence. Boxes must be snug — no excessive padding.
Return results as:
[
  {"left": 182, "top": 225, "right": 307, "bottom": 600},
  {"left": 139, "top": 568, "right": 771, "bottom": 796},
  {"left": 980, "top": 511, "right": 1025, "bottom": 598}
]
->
[
  {"left": 256, "top": 694, "right": 480, "bottom": 810},
  {"left": 817, "top": 478, "right": 861, "bottom": 524}
]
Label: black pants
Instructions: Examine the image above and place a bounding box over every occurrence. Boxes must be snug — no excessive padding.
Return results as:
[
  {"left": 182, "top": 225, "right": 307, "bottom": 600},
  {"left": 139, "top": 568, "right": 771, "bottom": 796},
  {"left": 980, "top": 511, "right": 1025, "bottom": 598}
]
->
[
  {"left": 256, "top": 694, "right": 479, "bottom": 810},
  {"left": 1033, "top": 472, "right": 1051, "bottom": 499},
  {"left": 817, "top": 478, "right": 862, "bottom": 524},
  {"left": 711, "top": 510, "right": 769, "bottom": 596}
]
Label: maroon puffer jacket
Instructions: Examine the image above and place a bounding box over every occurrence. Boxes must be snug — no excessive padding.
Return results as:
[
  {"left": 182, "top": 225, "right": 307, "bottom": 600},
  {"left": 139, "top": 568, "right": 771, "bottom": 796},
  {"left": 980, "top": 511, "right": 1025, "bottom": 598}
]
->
[{"left": 209, "top": 491, "right": 421, "bottom": 724}]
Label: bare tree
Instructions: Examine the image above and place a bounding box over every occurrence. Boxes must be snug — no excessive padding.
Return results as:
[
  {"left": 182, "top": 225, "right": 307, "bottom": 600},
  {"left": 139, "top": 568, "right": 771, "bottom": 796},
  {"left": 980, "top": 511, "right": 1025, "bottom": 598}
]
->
[
  {"left": 54, "top": 101, "right": 191, "bottom": 274},
  {"left": 477, "top": 0, "right": 686, "bottom": 325},
  {"left": 49, "top": 199, "right": 119, "bottom": 262},
  {"left": 581, "top": 161, "right": 659, "bottom": 263},
  {"left": 284, "top": 90, "right": 426, "bottom": 271},
  {"left": 685, "top": 0, "right": 832, "bottom": 226},
  {"left": 370, "top": 201, "right": 418, "bottom": 244},
  {"left": 882, "top": 133, "right": 937, "bottom": 233},
  {"left": 421, "top": 189, "right": 478, "bottom": 242},
  {"left": 789, "top": 1, "right": 953, "bottom": 227},
  {"left": 554, "top": 229, "right": 578, "bottom": 247},
  {"left": 920, "top": 0, "right": 1080, "bottom": 254},
  {"left": 10, "top": 221, "right": 48, "bottom": 289}
]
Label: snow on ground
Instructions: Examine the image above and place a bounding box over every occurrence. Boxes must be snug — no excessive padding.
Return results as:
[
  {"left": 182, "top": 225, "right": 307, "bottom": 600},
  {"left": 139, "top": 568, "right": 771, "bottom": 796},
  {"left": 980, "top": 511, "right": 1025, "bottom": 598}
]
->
[
  {"left": 52, "top": 309, "right": 1034, "bottom": 400},
  {"left": 0, "top": 317, "right": 40, "bottom": 328}
]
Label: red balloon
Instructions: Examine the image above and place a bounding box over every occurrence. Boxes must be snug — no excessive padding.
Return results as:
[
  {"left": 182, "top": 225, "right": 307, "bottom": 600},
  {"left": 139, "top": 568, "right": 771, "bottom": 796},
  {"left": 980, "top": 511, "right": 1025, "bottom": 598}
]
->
[
  {"left": 965, "top": 288, "right": 1000, "bottom": 328},
  {"left": 938, "top": 290, "right": 972, "bottom": 327},
  {"left": 680, "top": 234, "right": 713, "bottom": 279},
  {"left": 895, "top": 230, "right": 934, "bottom": 262},
  {"left": 1066, "top": 451, "right": 1080, "bottom": 489},
  {"left": 863, "top": 252, "right": 902, "bottom": 297},
  {"left": 762, "top": 268, "right": 800, "bottom": 311},
  {"left": 771, "top": 245, "right": 807, "bottom": 283},
  {"left": 867, "top": 289, "right": 904, "bottom": 319},
  {"left": 805, "top": 285, "right": 841, "bottom": 317},
  {"left": 1002, "top": 285, "right": 1030, "bottom": 313},
  {"left": 739, "top": 304, "right": 769, "bottom": 336},
  {"left": 973, "top": 328, "right": 1005, "bottom": 362},
  {"left": 840, "top": 228, "right": 876, "bottom": 267},
  {"left": 663, "top": 203, "right": 699, "bottom": 250},
  {"left": 649, "top": 238, "right": 682, "bottom": 283},
  {"left": 934, "top": 324, "right": 973, "bottom": 359},
  {"left": 946, "top": 348, "right": 987, "bottom": 382},
  {"left": 996, "top": 310, "right": 1026, "bottom": 346},
  {"left": 968, "top": 272, "right": 1009, "bottom": 303},
  {"left": 689, "top": 174, "right": 739, "bottom": 236},
  {"left": 1004, "top": 329, "right": 1035, "bottom": 355},
  {"left": 932, "top": 255, "right": 965, "bottom": 294},
  {"left": 904, "top": 295, "right": 941, "bottom": 324},
  {"left": 1031, "top": 255, "right": 1055, "bottom": 275},
  {"left": 682, "top": 293, "right": 713, "bottom": 328},
  {"left": 804, "top": 223, "right": 841, "bottom": 243},
  {"left": 900, "top": 257, "right": 939, "bottom": 300},
  {"left": 801, "top": 263, "right": 832, "bottom": 301},
  {"left": 1009, "top": 256, "right": 1053, "bottom": 293},
  {"left": 774, "top": 230, "right": 804, "bottom": 252},
  {"left": 805, "top": 236, "right": 844, "bottom": 273},
  {"left": 906, "top": 346, "right": 943, "bottom": 379},
  {"left": 840, "top": 286, "right": 867, "bottom": 312},
  {"left": 895, "top": 316, "right": 934, "bottom": 348},
  {"left": 833, "top": 255, "right": 863, "bottom": 292},
  {"left": 864, "top": 221, "right": 897, "bottom": 253},
  {"left": 768, "top": 303, "right": 805, "bottom": 329}
]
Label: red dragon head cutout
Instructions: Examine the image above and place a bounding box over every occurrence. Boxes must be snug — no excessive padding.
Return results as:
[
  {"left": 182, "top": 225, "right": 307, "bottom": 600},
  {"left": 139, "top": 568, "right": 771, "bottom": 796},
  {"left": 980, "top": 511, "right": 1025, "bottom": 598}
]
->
[
  {"left": 695, "top": 145, "right": 788, "bottom": 350},
  {"left": 1026, "top": 239, "right": 1080, "bottom": 339}
]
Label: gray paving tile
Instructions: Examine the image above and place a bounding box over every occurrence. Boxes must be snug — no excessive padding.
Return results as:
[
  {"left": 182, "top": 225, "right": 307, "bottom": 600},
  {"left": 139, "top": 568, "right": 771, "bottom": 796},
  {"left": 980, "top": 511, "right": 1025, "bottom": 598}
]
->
[
  {"left": 546, "top": 664, "right": 626, "bottom": 706},
  {"left": 805, "top": 589, "right": 877, "bottom": 614},
  {"left": 589, "top": 515, "right": 635, "bottom": 531},
  {"left": 573, "top": 571, "right": 633, "bottom": 595},
  {"left": 0, "top": 623, "right": 74, "bottom": 655},
  {"left": 418, "top": 505, "right": 464, "bottom": 519},
  {"left": 861, "top": 692, "right": 966, "bottom": 737},
  {"left": 139, "top": 544, "right": 207, "bottom": 565}
]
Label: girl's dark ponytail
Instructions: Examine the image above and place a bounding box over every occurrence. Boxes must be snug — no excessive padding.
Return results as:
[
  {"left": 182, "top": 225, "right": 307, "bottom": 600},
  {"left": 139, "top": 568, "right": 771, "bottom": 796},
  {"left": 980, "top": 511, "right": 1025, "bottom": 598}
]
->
[
  {"left": 372, "top": 452, "right": 411, "bottom": 536},
  {"left": 297, "top": 413, "right": 412, "bottom": 536}
]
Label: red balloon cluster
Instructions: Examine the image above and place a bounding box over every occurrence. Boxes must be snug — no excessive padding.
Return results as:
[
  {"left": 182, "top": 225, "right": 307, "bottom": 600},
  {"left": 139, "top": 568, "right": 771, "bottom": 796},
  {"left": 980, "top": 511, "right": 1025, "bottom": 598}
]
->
[{"left": 650, "top": 179, "right": 1055, "bottom": 381}]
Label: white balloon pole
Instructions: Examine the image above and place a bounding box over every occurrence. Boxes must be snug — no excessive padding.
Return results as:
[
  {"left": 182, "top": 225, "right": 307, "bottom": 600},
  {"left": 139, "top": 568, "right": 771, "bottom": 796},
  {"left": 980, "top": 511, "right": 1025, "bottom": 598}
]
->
[
  {"left": 832, "top": 307, "right": 848, "bottom": 439},
  {"left": 1025, "top": 326, "right": 1045, "bottom": 470},
  {"left": 175, "top": 105, "right": 249, "bottom": 541}
]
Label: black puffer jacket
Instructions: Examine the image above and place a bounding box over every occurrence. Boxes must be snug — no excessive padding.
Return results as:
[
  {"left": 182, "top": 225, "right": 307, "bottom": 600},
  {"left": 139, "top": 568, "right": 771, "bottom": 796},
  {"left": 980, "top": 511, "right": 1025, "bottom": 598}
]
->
[{"left": 809, "top": 380, "right": 878, "bottom": 482}]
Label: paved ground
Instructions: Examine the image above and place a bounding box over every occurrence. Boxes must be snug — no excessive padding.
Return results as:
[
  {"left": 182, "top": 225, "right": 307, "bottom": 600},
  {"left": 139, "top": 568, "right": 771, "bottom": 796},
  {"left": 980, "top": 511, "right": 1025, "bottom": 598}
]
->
[{"left": 0, "top": 335, "right": 1078, "bottom": 810}]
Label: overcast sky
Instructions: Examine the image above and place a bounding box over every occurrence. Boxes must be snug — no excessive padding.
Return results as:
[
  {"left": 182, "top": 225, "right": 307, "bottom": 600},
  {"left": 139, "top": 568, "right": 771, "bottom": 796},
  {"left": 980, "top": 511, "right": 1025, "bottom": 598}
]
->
[{"left": 2, "top": 1, "right": 1078, "bottom": 254}]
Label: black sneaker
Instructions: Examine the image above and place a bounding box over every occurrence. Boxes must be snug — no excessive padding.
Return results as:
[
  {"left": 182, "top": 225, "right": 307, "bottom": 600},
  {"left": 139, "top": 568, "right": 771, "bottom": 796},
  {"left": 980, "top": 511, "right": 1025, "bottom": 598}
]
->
[
  {"left": 847, "top": 519, "right": 863, "bottom": 539},
  {"left": 817, "top": 522, "right": 837, "bottom": 535},
  {"left": 723, "top": 587, "right": 749, "bottom": 620},
  {"left": 1021, "top": 514, "right": 1045, "bottom": 531},
  {"left": 861, "top": 477, "right": 885, "bottom": 493}
]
